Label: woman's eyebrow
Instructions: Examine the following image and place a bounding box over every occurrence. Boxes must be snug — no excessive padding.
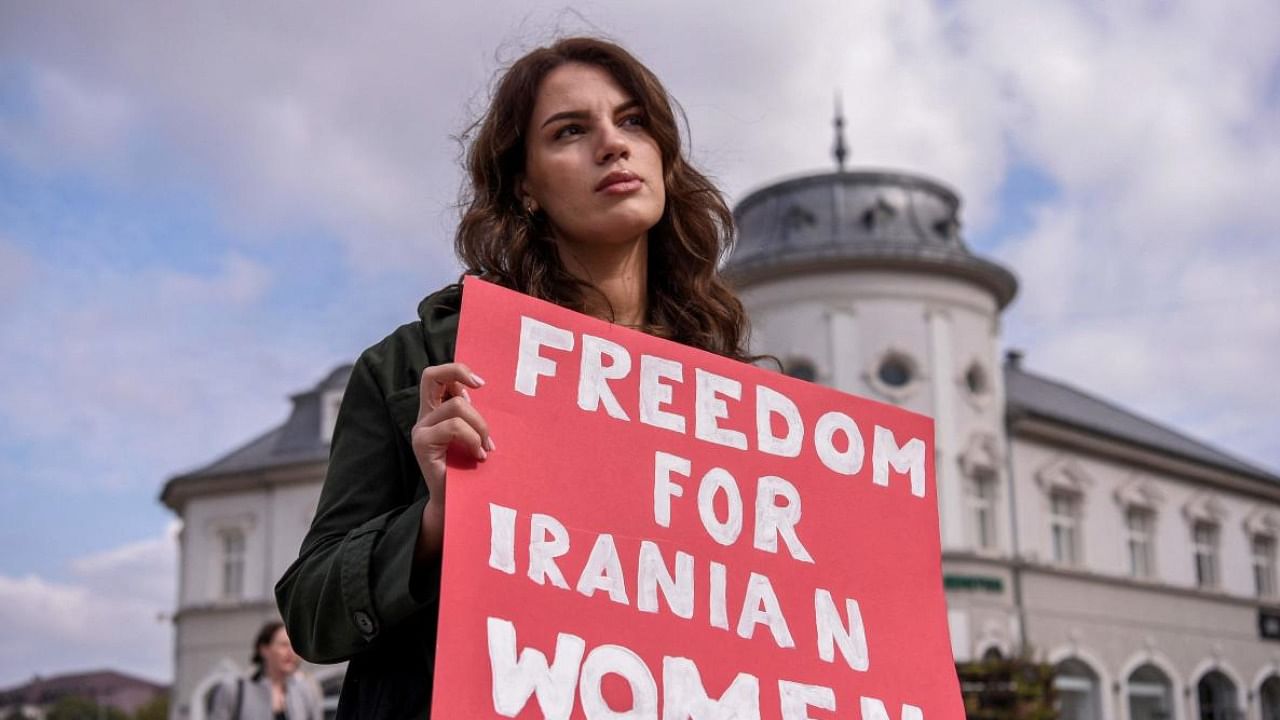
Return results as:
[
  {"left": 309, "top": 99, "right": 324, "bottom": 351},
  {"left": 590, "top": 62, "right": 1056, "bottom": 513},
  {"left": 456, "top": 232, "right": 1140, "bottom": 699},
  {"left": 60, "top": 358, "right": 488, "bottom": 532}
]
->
[{"left": 540, "top": 100, "right": 641, "bottom": 129}]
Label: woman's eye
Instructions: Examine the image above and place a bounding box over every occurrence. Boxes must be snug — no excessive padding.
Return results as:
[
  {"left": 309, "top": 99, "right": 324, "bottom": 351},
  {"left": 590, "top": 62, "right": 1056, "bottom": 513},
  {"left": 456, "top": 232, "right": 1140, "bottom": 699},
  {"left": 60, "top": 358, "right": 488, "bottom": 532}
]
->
[
  {"left": 621, "top": 114, "right": 645, "bottom": 128},
  {"left": 554, "top": 124, "right": 585, "bottom": 139}
]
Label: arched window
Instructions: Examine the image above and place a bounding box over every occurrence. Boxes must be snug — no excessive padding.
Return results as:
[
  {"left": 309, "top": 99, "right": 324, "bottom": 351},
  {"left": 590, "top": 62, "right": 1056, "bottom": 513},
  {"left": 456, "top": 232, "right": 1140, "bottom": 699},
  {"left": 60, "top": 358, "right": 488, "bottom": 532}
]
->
[
  {"left": 1126, "top": 664, "right": 1173, "bottom": 720},
  {"left": 1197, "top": 670, "right": 1237, "bottom": 720},
  {"left": 1054, "top": 658, "right": 1101, "bottom": 720},
  {"left": 1260, "top": 675, "right": 1280, "bottom": 720}
]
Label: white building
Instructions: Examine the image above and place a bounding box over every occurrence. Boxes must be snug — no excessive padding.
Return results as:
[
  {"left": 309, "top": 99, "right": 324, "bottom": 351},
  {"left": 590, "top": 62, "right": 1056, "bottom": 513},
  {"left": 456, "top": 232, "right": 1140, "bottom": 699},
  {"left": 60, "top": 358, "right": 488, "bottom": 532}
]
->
[
  {"left": 160, "top": 367, "right": 350, "bottom": 720},
  {"left": 161, "top": 156, "right": 1280, "bottom": 720}
]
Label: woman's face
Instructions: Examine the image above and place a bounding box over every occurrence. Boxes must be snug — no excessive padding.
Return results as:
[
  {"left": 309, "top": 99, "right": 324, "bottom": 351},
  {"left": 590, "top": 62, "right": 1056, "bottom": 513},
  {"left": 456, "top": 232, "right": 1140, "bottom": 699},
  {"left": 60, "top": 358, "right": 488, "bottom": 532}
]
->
[
  {"left": 521, "top": 62, "right": 666, "bottom": 251},
  {"left": 260, "top": 627, "right": 300, "bottom": 678}
]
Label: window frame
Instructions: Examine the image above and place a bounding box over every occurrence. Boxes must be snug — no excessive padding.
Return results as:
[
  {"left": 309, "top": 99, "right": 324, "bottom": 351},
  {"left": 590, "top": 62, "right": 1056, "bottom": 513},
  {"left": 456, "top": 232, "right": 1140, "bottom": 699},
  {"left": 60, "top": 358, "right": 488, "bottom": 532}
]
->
[
  {"left": 966, "top": 468, "right": 999, "bottom": 551},
  {"left": 1049, "top": 489, "right": 1083, "bottom": 567},
  {"left": 1124, "top": 505, "right": 1156, "bottom": 579},
  {"left": 1254, "top": 534, "right": 1277, "bottom": 599},
  {"left": 218, "top": 526, "right": 246, "bottom": 601},
  {"left": 1192, "top": 520, "right": 1220, "bottom": 590}
]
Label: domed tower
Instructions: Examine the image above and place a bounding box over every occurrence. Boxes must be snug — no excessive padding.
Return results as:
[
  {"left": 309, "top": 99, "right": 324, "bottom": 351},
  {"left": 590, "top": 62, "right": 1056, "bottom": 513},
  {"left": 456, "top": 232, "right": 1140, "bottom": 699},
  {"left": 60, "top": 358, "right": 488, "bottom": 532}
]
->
[{"left": 725, "top": 108, "right": 1018, "bottom": 558}]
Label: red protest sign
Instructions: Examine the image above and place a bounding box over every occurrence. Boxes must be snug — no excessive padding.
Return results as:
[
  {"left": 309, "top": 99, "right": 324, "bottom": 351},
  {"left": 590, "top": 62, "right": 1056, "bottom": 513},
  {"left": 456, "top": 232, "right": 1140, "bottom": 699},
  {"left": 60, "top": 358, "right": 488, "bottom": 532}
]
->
[{"left": 431, "top": 276, "right": 962, "bottom": 720}]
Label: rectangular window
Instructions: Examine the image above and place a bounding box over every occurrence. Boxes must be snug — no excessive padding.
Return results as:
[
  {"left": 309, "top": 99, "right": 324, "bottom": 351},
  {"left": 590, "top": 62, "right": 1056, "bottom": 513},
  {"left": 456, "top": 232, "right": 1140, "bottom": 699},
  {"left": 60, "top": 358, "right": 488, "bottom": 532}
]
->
[
  {"left": 1255, "top": 535, "right": 1277, "bottom": 598},
  {"left": 1193, "top": 521, "right": 1219, "bottom": 589},
  {"left": 1125, "top": 507, "right": 1155, "bottom": 579},
  {"left": 968, "top": 470, "right": 998, "bottom": 550},
  {"left": 1050, "top": 491, "right": 1081, "bottom": 566},
  {"left": 220, "top": 528, "right": 245, "bottom": 600}
]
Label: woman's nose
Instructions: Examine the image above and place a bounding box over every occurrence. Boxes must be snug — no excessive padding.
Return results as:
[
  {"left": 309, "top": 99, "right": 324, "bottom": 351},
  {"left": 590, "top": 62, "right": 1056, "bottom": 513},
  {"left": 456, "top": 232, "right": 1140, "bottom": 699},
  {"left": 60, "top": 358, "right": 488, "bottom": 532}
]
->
[{"left": 596, "top": 124, "right": 631, "bottom": 164}]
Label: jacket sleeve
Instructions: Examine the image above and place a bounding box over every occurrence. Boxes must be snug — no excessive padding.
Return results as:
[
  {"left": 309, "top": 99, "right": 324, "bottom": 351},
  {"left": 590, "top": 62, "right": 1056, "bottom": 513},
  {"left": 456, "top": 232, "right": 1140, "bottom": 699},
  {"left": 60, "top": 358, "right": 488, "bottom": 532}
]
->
[{"left": 275, "top": 350, "right": 439, "bottom": 663}]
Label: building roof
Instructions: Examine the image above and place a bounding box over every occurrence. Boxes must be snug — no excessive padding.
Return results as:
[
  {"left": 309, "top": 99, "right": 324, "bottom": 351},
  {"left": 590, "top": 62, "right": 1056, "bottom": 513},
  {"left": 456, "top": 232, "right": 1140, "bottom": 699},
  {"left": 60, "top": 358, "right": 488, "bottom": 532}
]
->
[
  {"left": 163, "top": 364, "right": 353, "bottom": 487},
  {"left": 0, "top": 669, "right": 166, "bottom": 709},
  {"left": 725, "top": 169, "right": 1019, "bottom": 308},
  {"left": 162, "top": 354, "right": 1277, "bottom": 499},
  {"left": 1005, "top": 358, "right": 1279, "bottom": 484}
]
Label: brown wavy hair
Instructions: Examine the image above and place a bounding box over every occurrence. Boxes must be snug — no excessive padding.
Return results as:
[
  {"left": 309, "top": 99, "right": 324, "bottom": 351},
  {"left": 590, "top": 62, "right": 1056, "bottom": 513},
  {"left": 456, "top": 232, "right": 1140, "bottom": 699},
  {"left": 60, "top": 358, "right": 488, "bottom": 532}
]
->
[{"left": 455, "top": 37, "right": 750, "bottom": 361}]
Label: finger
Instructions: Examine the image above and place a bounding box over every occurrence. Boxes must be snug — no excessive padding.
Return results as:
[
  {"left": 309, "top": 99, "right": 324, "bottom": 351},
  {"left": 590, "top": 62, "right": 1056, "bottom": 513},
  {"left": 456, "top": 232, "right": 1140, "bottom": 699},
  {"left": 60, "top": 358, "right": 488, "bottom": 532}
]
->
[
  {"left": 419, "top": 363, "right": 486, "bottom": 417},
  {"left": 415, "top": 416, "right": 487, "bottom": 461},
  {"left": 424, "top": 362, "right": 485, "bottom": 388},
  {"left": 447, "top": 380, "right": 472, "bottom": 403},
  {"left": 424, "top": 396, "right": 492, "bottom": 448}
]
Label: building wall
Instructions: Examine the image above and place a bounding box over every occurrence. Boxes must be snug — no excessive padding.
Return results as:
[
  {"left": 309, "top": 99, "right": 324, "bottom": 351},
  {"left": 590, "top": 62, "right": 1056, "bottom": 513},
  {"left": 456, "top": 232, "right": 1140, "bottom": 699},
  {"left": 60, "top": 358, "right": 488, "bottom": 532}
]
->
[
  {"left": 1010, "top": 436, "right": 1274, "bottom": 598},
  {"left": 168, "top": 259, "right": 1280, "bottom": 720},
  {"left": 739, "top": 270, "right": 1008, "bottom": 556},
  {"left": 171, "top": 477, "right": 325, "bottom": 720},
  {"left": 737, "top": 262, "right": 1280, "bottom": 720}
]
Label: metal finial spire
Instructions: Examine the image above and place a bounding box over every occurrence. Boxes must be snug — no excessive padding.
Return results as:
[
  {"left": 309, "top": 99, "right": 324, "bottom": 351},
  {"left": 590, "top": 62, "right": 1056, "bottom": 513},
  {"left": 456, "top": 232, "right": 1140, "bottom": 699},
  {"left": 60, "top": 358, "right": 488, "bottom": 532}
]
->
[{"left": 832, "top": 92, "right": 848, "bottom": 171}]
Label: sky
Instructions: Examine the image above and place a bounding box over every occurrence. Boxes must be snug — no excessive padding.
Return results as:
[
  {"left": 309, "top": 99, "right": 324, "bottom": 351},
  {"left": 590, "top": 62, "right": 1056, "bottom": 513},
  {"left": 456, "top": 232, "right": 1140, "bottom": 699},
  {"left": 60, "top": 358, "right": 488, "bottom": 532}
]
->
[{"left": 1, "top": 0, "right": 1277, "bottom": 688}]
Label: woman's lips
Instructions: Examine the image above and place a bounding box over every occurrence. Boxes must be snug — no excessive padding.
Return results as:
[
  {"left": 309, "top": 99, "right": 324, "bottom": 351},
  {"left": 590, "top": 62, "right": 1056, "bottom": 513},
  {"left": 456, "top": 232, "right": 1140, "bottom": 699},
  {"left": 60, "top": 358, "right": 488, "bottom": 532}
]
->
[
  {"left": 598, "top": 178, "right": 643, "bottom": 195},
  {"left": 596, "top": 170, "right": 643, "bottom": 194}
]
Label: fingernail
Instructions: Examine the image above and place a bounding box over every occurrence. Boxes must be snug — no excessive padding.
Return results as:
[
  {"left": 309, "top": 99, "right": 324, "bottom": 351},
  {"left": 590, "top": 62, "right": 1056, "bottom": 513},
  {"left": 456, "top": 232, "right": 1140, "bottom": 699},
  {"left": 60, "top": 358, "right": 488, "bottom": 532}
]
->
[
  {"left": 460, "top": 387, "right": 471, "bottom": 401},
  {"left": 477, "top": 447, "right": 488, "bottom": 460},
  {"left": 470, "top": 373, "right": 486, "bottom": 386},
  {"left": 484, "top": 436, "right": 496, "bottom": 452}
]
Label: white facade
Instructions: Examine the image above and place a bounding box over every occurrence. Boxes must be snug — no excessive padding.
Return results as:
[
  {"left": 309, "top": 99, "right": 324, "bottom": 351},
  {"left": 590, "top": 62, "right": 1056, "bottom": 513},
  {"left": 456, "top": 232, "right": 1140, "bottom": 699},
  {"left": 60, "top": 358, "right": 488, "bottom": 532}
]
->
[
  {"left": 726, "top": 167, "right": 1280, "bottom": 720},
  {"left": 162, "top": 377, "right": 346, "bottom": 720},
  {"left": 164, "top": 168, "right": 1280, "bottom": 720}
]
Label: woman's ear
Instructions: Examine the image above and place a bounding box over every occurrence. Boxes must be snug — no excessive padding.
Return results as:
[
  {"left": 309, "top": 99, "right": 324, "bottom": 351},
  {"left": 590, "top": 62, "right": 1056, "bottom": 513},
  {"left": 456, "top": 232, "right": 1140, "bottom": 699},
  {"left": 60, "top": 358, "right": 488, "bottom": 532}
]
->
[{"left": 517, "top": 179, "right": 540, "bottom": 213}]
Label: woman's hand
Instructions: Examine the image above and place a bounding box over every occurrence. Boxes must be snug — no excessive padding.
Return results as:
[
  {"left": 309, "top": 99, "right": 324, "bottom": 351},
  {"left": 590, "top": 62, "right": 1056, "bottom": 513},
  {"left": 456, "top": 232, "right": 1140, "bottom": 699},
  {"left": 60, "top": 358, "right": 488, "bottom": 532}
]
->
[{"left": 412, "top": 362, "right": 492, "bottom": 562}]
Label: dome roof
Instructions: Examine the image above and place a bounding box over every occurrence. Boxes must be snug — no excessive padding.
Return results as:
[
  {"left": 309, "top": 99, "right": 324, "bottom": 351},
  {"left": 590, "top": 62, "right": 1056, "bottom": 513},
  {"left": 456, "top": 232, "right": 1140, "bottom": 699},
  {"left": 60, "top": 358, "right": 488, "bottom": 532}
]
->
[{"left": 725, "top": 169, "right": 1018, "bottom": 308}]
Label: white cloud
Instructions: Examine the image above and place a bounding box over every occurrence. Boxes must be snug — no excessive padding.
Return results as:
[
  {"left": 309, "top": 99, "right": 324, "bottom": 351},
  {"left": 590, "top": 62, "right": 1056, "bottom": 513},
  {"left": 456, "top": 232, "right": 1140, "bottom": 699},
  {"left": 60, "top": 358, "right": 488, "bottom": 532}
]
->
[
  {"left": 155, "top": 253, "right": 272, "bottom": 307},
  {"left": 0, "top": 1, "right": 1017, "bottom": 273},
  {"left": 975, "top": 0, "right": 1280, "bottom": 467},
  {"left": 0, "top": 66, "right": 139, "bottom": 179},
  {"left": 0, "top": 0, "right": 1274, "bottom": 475},
  {"left": 0, "top": 522, "right": 176, "bottom": 686},
  {"left": 0, "top": 249, "right": 327, "bottom": 490}
]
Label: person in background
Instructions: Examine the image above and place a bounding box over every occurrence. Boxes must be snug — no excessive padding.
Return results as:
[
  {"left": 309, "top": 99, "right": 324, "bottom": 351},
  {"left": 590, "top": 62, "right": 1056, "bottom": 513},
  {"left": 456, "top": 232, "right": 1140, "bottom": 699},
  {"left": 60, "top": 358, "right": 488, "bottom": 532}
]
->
[{"left": 209, "top": 621, "right": 323, "bottom": 720}]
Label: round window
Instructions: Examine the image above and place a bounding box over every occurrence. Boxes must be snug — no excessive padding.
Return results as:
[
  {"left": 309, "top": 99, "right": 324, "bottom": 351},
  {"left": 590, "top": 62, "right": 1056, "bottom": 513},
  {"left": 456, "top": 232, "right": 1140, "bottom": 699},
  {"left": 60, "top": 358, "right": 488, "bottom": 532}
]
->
[
  {"left": 965, "top": 363, "right": 988, "bottom": 395},
  {"left": 877, "top": 355, "right": 913, "bottom": 387},
  {"left": 784, "top": 358, "right": 818, "bottom": 382}
]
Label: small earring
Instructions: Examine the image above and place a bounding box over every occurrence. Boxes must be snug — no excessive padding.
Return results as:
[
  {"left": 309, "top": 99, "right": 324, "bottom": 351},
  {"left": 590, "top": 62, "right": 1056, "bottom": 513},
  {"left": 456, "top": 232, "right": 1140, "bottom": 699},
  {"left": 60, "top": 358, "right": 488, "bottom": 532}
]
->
[{"left": 525, "top": 199, "right": 539, "bottom": 214}]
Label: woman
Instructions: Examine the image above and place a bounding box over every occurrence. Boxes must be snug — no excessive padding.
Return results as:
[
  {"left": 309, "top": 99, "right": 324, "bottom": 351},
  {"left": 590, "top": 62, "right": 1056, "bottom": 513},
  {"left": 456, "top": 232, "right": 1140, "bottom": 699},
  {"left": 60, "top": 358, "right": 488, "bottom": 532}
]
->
[
  {"left": 275, "top": 36, "right": 752, "bottom": 719},
  {"left": 208, "top": 622, "right": 323, "bottom": 720}
]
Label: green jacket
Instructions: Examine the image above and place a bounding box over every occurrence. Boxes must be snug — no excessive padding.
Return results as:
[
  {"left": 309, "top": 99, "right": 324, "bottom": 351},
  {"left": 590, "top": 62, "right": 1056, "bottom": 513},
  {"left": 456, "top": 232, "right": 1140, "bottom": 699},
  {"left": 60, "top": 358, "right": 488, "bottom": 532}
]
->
[{"left": 275, "top": 284, "right": 462, "bottom": 719}]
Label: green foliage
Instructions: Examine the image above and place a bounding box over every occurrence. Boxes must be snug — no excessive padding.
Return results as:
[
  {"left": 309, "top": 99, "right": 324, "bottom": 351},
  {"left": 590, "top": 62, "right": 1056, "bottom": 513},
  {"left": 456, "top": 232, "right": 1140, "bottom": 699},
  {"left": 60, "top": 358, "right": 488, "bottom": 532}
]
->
[
  {"left": 45, "top": 696, "right": 129, "bottom": 720},
  {"left": 131, "top": 695, "right": 169, "bottom": 720},
  {"left": 957, "top": 656, "right": 1058, "bottom": 720}
]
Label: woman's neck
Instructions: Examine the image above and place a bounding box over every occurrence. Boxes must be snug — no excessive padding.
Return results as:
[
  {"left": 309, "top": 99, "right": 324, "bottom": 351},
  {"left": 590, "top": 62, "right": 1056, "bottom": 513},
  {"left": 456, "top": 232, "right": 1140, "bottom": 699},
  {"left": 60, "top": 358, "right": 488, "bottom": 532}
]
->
[{"left": 556, "top": 235, "right": 648, "bottom": 326}]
